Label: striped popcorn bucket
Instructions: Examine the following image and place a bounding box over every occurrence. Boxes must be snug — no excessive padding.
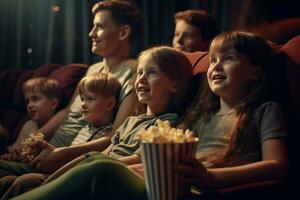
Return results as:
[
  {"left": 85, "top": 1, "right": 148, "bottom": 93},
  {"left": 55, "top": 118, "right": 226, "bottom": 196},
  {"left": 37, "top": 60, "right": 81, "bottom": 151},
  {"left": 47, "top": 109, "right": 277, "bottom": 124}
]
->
[{"left": 141, "top": 140, "right": 198, "bottom": 200}]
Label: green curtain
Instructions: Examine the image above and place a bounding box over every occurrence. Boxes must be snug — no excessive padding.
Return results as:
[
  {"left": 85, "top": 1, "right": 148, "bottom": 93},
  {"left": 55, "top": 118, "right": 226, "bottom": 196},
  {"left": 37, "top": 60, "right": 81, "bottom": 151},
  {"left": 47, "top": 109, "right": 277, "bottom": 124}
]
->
[
  {"left": 0, "top": 0, "right": 207, "bottom": 70},
  {"left": 0, "top": 0, "right": 94, "bottom": 69}
]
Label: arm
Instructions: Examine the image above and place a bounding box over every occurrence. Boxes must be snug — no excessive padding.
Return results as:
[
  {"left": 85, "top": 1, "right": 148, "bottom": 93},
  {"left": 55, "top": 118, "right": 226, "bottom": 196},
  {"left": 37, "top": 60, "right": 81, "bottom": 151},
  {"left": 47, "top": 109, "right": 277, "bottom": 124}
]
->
[
  {"left": 38, "top": 88, "right": 79, "bottom": 141},
  {"left": 43, "top": 155, "right": 86, "bottom": 184},
  {"left": 38, "top": 108, "right": 69, "bottom": 141},
  {"left": 207, "top": 138, "right": 288, "bottom": 188},
  {"left": 118, "top": 154, "right": 141, "bottom": 166},
  {"left": 101, "top": 143, "right": 114, "bottom": 155},
  {"left": 111, "top": 92, "right": 137, "bottom": 133},
  {"left": 128, "top": 163, "right": 144, "bottom": 178},
  {"left": 29, "top": 136, "right": 111, "bottom": 173},
  {"left": 179, "top": 138, "right": 288, "bottom": 189}
]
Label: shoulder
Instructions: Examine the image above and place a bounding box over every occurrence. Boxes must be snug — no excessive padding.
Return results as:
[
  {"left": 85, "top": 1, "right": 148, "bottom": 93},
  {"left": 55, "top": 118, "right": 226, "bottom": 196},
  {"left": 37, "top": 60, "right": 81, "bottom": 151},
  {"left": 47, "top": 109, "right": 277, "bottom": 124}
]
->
[
  {"left": 120, "top": 59, "right": 137, "bottom": 70},
  {"left": 86, "top": 62, "right": 105, "bottom": 75},
  {"left": 255, "top": 102, "right": 284, "bottom": 119},
  {"left": 254, "top": 101, "right": 287, "bottom": 140},
  {"left": 157, "top": 113, "right": 179, "bottom": 121},
  {"left": 116, "top": 59, "right": 137, "bottom": 77},
  {"left": 153, "top": 113, "right": 179, "bottom": 127},
  {"left": 22, "top": 120, "right": 38, "bottom": 129}
]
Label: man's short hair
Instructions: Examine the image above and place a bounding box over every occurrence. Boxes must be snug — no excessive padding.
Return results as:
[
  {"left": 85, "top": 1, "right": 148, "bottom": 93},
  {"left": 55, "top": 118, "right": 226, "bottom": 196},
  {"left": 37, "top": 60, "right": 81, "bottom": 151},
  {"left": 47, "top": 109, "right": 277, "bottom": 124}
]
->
[{"left": 92, "top": 0, "right": 143, "bottom": 44}]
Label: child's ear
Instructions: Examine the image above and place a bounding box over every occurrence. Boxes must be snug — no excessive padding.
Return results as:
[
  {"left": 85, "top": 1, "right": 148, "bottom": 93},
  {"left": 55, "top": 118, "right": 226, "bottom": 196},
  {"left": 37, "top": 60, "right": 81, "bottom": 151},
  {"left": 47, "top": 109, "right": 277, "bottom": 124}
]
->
[
  {"left": 50, "top": 98, "right": 59, "bottom": 111},
  {"left": 251, "top": 66, "right": 261, "bottom": 80},
  {"left": 118, "top": 25, "right": 131, "bottom": 41},
  {"left": 106, "top": 97, "right": 117, "bottom": 111},
  {"left": 170, "top": 82, "right": 178, "bottom": 93}
]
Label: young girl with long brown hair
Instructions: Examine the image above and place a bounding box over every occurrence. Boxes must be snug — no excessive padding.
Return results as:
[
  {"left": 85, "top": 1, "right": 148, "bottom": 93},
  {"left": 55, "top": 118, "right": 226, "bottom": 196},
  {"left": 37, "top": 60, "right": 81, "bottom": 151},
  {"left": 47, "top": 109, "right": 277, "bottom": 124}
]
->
[{"left": 177, "top": 31, "right": 288, "bottom": 190}]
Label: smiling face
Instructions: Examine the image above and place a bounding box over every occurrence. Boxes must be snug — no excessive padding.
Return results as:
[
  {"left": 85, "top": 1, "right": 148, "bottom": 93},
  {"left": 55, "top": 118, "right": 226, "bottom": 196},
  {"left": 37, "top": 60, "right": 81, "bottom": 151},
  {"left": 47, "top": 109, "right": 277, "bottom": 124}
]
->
[
  {"left": 207, "top": 45, "right": 258, "bottom": 105},
  {"left": 89, "top": 10, "right": 123, "bottom": 57},
  {"left": 25, "top": 92, "right": 57, "bottom": 126},
  {"left": 172, "top": 19, "right": 206, "bottom": 52},
  {"left": 80, "top": 91, "right": 114, "bottom": 126},
  {"left": 135, "top": 54, "right": 177, "bottom": 114}
]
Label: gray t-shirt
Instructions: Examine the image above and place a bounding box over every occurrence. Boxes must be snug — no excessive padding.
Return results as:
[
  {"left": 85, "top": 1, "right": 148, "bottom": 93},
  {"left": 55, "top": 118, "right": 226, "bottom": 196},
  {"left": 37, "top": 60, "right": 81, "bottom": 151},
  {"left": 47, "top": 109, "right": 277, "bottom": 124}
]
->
[
  {"left": 192, "top": 102, "right": 287, "bottom": 165},
  {"left": 70, "top": 124, "right": 112, "bottom": 146},
  {"left": 50, "top": 59, "right": 136, "bottom": 147},
  {"left": 109, "top": 113, "right": 178, "bottom": 159}
]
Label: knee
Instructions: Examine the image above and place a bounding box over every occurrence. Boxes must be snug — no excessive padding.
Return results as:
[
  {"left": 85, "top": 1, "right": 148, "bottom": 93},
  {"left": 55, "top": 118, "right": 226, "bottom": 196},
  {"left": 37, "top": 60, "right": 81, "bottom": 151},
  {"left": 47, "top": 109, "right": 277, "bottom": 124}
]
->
[
  {"left": 0, "top": 176, "right": 18, "bottom": 197},
  {"left": 12, "top": 173, "right": 48, "bottom": 190},
  {"left": 88, "top": 159, "right": 126, "bottom": 174},
  {"left": 0, "top": 175, "right": 17, "bottom": 187}
]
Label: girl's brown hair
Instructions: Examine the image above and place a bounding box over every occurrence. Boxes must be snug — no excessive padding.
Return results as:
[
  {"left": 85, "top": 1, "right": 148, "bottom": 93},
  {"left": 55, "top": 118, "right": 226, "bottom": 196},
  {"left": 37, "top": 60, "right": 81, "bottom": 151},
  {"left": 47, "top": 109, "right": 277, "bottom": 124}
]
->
[
  {"left": 179, "top": 31, "right": 272, "bottom": 167},
  {"left": 135, "top": 46, "right": 193, "bottom": 115}
]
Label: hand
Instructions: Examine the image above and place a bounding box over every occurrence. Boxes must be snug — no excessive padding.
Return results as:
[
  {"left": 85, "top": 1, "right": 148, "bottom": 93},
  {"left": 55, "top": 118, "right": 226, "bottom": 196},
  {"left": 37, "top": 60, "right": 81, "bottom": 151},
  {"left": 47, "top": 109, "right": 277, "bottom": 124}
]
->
[
  {"left": 177, "top": 158, "right": 215, "bottom": 189},
  {"left": 0, "top": 149, "right": 21, "bottom": 161},
  {"left": 29, "top": 141, "right": 66, "bottom": 173},
  {"left": 128, "top": 163, "right": 144, "bottom": 178}
]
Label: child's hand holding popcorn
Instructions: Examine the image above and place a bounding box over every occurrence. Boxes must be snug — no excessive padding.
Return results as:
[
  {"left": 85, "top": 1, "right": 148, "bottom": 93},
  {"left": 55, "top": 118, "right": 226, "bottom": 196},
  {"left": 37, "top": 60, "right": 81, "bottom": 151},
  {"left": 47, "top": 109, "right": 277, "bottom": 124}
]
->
[
  {"left": 0, "top": 149, "right": 21, "bottom": 162},
  {"left": 19, "top": 132, "right": 47, "bottom": 163}
]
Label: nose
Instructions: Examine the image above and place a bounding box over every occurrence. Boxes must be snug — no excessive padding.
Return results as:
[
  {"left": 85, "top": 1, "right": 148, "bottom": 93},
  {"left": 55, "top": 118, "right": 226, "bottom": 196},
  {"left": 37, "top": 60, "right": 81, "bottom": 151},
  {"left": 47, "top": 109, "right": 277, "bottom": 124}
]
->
[
  {"left": 174, "top": 34, "right": 184, "bottom": 45},
  {"left": 177, "top": 35, "right": 184, "bottom": 45},
  {"left": 138, "top": 72, "right": 148, "bottom": 82},
  {"left": 135, "top": 72, "right": 147, "bottom": 86},
  {"left": 211, "top": 59, "right": 223, "bottom": 71},
  {"left": 81, "top": 100, "right": 87, "bottom": 109},
  {"left": 89, "top": 27, "right": 95, "bottom": 38},
  {"left": 27, "top": 101, "right": 33, "bottom": 109}
]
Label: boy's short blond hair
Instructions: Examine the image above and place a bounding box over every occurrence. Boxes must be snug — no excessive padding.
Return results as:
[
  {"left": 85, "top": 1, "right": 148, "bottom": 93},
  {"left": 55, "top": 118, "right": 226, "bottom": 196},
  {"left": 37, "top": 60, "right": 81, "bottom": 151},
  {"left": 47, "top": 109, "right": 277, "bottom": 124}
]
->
[
  {"left": 23, "top": 77, "right": 64, "bottom": 104},
  {"left": 78, "top": 72, "right": 121, "bottom": 100}
]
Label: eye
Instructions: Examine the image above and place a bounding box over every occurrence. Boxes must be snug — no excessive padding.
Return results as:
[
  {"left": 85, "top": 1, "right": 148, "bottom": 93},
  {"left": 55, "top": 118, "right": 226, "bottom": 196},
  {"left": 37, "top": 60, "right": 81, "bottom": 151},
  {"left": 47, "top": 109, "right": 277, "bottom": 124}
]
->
[
  {"left": 94, "top": 23, "right": 103, "bottom": 29},
  {"left": 136, "top": 69, "right": 143, "bottom": 77},
  {"left": 80, "top": 95, "right": 84, "bottom": 101},
  {"left": 31, "top": 95, "right": 40, "bottom": 102},
  {"left": 210, "top": 57, "right": 217, "bottom": 64},
  {"left": 86, "top": 96, "right": 93, "bottom": 101},
  {"left": 183, "top": 33, "right": 193, "bottom": 38},
  {"left": 224, "top": 55, "right": 235, "bottom": 62},
  {"left": 148, "top": 69, "right": 157, "bottom": 75}
]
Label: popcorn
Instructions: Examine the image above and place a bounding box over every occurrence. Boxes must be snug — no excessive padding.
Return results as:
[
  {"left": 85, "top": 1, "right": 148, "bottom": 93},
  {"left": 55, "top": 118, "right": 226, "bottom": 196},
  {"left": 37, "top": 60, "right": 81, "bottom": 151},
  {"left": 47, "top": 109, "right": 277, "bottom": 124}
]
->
[
  {"left": 136, "top": 120, "right": 196, "bottom": 143},
  {"left": 19, "top": 132, "right": 44, "bottom": 163},
  {"left": 139, "top": 120, "right": 198, "bottom": 200}
]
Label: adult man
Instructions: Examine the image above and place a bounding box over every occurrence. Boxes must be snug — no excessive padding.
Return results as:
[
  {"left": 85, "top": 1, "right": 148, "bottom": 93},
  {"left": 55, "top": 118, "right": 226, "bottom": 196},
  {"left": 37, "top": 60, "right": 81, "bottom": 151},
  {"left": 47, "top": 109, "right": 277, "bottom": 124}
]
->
[
  {"left": 0, "top": 1, "right": 143, "bottom": 198},
  {"left": 172, "top": 9, "right": 219, "bottom": 52}
]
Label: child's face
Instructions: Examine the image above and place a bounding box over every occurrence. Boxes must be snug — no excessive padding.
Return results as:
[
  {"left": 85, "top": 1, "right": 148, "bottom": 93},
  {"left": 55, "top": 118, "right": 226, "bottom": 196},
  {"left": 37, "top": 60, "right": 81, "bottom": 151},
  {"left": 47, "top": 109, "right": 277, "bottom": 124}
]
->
[
  {"left": 80, "top": 91, "right": 113, "bottom": 126},
  {"left": 207, "top": 47, "right": 258, "bottom": 103},
  {"left": 172, "top": 19, "right": 205, "bottom": 52},
  {"left": 135, "top": 54, "right": 177, "bottom": 114},
  {"left": 25, "top": 92, "right": 58, "bottom": 126}
]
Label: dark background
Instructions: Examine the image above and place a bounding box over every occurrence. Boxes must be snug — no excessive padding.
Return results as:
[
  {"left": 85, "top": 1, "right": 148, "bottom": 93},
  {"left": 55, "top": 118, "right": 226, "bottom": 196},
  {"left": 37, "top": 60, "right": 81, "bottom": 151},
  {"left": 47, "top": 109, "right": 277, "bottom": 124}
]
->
[{"left": 0, "top": 0, "right": 299, "bottom": 69}]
